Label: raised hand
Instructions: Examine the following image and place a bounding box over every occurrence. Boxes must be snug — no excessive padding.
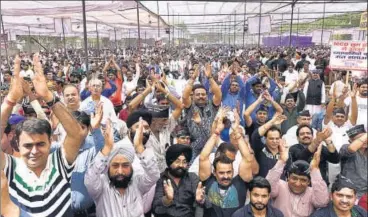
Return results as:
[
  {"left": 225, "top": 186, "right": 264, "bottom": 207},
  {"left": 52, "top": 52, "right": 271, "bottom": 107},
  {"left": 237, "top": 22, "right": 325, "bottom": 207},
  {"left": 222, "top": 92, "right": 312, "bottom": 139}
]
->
[
  {"left": 32, "top": 53, "right": 53, "bottom": 102},
  {"left": 7, "top": 55, "right": 24, "bottom": 103},
  {"left": 205, "top": 63, "right": 212, "bottom": 78},
  {"left": 316, "top": 127, "right": 332, "bottom": 142},
  {"left": 91, "top": 102, "right": 104, "bottom": 130},
  {"left": 278, "top": 138, "right": 289, "bottom": 163},
  {"left": 133, "top": 118, "right": 145, "bottom": 153},
  {"left": 196, "top": 182, "right": 206, "bottom": 204},
  {"left": 262, "top": 90, "right": 272, "bottom": 102},
  {"left": 310, "top": 143, "right": 322, "bottom": 170},
  {"left": 102, "top": 119, "right": 114, "bottom": 150},
  {"left": 163, "top": 179, "right": 174, "bottom": 201},
  {"left": 350, "top": 83, "right": 358, "bottom": 98},
  {"left": 154, "top": 82, "right": 167, "bottom": 94},
  {"left": 271, "top": 113, "right": 287, "bottom": 125},
  {"left": 232, "top": 108, "right": 240, "bottom": 129}
]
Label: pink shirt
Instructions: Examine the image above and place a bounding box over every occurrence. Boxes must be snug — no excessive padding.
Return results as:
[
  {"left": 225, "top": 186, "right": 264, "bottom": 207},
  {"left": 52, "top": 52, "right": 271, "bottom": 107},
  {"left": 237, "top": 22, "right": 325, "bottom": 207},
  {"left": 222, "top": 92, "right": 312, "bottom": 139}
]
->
[{"left": 266, "top": 161, "right": 330, "bottom": 217}]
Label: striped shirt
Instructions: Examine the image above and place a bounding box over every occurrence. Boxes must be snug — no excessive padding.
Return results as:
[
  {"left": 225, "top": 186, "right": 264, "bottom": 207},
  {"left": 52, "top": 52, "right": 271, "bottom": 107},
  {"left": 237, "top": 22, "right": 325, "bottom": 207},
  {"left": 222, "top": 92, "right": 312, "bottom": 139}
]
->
[{"left": 4, "top": 148, "right": 75, "bottom": 217}]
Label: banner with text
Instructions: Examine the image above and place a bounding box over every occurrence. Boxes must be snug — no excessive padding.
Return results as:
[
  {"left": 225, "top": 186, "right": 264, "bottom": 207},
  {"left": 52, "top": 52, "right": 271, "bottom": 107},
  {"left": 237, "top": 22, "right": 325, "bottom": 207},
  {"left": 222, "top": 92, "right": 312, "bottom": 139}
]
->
[{"left": 330, "top": 40, "right": 367, "bottom": 71}]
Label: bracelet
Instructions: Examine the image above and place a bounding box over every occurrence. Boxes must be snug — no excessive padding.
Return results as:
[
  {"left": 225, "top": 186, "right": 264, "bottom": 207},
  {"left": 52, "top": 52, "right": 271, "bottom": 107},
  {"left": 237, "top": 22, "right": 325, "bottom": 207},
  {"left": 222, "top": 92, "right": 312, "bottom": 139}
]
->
[{"left": 5, "top": 97, "right": 16, "bottom": 107}]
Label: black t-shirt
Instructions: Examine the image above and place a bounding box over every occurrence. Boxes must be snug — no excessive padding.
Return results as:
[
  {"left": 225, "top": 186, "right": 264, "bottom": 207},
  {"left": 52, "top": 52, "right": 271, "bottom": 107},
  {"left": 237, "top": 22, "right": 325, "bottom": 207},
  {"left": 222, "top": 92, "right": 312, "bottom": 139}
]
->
[
  {"left": 203, "top": 175, "right": 248, "bottom": 217},
  {"left": 245, "top": 122, "right": 260, "bottom": 137}
]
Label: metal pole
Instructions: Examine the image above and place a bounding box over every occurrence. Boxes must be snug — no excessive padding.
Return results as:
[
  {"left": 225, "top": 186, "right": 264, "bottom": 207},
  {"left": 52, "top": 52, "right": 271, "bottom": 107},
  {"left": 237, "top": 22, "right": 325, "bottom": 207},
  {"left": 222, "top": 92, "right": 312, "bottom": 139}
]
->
[
  {"left": 243, "top": 1, "right": 247, "bottom": 48},
  {"left": 61, "top": 18, "right": 67, "bottom": 57},
  {"left": 145, "top": 31, "right": 146, "bottom": 44},
  {"left": 28, "top": 26, "right": 32, "bottom": 54},
  {"left": 82, "top": 0, "right": 88, "bottom": 70},
  {"left": 114, "top": 28, "right": 117, "bottom": 51},
  {"left": 228, "top": 17, "right": 230, "bottom": 45},
  {"left": 320, "top": 0, "right": 326, "bottom": 45},
  {"left": 96, "top": 22, "right": 100, "bottom": 57},
  {"left": 257, "top": 0, "right": 262, "bottom": 47},
  {"left": 136, "top": 2, "right": 141, "bottom": 51},
  {"left": 296, "top": 8, "right": 300, "bottom": 47},
  {"left": 234, "top": 10, "right": 236, "bottom": 46},
  {"left": 128, "top": 29, "right": 131, "bottom": 47},
  {"left": 172, "top": 13, "right": 175, "bottom": 46},
  {"left": 167, "top": 3, "right": 170, "bottom": 47},
  {"left": 289, "top": 1, "right": 295, "bottom": 47},
  {"left": 157, "top": 1, "right": 160, "bottom": 38},
  {"left": 280, "top": 14, "right": 283, "bottom": 46},
  {"left": 0, "top": 14, "right": 10, "bottom": 66}
]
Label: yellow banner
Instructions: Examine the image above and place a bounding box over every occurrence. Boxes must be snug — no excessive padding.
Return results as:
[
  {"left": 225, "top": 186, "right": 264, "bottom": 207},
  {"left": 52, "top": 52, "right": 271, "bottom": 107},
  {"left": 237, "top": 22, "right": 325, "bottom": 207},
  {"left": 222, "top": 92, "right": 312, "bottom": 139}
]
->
[{"left": 360, "top": 11, "right": 367, "bottom": 30}]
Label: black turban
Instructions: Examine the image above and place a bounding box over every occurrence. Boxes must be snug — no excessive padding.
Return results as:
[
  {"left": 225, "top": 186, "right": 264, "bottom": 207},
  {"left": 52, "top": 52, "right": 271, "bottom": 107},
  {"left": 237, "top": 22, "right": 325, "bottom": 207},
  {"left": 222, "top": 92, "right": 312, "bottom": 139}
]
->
[
  {"left": 126, "top": 110, "right": 152, "bottom": 129},
  {"left": 166, "top": 144, "right": 192, "bottom": 167}
]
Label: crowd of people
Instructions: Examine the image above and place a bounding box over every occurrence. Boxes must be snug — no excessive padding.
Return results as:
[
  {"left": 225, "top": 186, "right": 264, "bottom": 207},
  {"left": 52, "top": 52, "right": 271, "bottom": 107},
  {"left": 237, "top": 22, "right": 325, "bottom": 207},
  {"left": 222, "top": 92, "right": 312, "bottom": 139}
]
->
[{"left": 0, "top": 44, "right": 367, "bottom": 217}]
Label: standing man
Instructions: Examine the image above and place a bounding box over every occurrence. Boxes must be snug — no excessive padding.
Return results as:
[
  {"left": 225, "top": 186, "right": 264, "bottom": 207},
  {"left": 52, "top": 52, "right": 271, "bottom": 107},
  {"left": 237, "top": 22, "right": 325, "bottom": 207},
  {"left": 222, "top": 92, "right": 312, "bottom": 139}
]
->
[
  {"left": 281, "top": 93, "right": 306, "bottom": 134},
  {"left": 345, "top": 79, "right": 368, "bottom": 130},
  {"left": 152, "top": 144, "right": 205, "bottom": 217},
  {"left": 85, "top": 119, "right": 160, "bottom": 217},
  {"left": 103, "top": 56, "right": 123, "bottom": 113},
  {"left": 232, "top": 177, "right": 284, "bottom": 217},
  {"left": 266, "top": 142, "right": 330, "bottom": 217},
  {"left": 182, "top": 64, "right": 222, "bottom": 161},
  {"left": 303, "top": 69, "right": 326, "bottom": 116}
]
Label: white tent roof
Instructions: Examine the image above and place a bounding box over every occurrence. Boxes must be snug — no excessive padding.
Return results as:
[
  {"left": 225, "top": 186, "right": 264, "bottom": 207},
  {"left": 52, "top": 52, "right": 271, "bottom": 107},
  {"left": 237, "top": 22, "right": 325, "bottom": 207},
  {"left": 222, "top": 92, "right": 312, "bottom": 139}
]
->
[
  {"left": 141, "top": 1, "right": 367, "bottom": 34},
  {"left": 1, "top": 1, "right": 168, "bottom": 38}
]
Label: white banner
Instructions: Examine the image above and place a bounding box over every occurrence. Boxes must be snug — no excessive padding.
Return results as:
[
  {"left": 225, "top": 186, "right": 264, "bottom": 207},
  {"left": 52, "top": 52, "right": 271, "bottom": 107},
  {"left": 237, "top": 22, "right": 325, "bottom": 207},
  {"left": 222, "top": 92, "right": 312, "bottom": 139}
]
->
[
  {"left": 330, "top": 40, "right": 367, "bottom": 71},
  {"left": 247, "top": 16, "right": 271, "bottom": 34},
  {"left": 311, "top": 30, "right": 331, "bottom": 44},
  {"left": 54, "top": 18, "right": 72, "bottom": 34}
]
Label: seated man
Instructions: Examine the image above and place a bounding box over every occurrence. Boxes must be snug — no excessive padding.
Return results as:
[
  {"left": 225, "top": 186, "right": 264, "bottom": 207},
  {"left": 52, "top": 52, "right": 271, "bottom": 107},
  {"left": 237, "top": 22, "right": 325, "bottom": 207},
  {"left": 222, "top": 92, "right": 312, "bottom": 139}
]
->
[
  {"left": 266, "top": 142, "right": 329, "bottom": 217},
  {"left": 232, "top": 177, "right": 284, "bottom": 217},
  {"left": 340, "top": 125, "right": 367, "bottom": 199},
  {"left": 85, "top": 119, "right": 160, "bottom": 217},
  {"left": 152, "top": 144, "right": 205, "bottom": 217},
  {"left": 310, "top": 176, "right": 367, "bottom": 217}
]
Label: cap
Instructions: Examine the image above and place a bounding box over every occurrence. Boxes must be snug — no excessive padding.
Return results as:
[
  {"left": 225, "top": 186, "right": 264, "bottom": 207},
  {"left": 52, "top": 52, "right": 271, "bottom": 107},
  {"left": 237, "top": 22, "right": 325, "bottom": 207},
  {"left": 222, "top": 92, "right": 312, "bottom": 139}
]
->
[
  {"left": 298, "top": 110, "right": 311, "bottom": 117},
  {"left": 346, "top": 124, "right": 366, "bottom": 139}
]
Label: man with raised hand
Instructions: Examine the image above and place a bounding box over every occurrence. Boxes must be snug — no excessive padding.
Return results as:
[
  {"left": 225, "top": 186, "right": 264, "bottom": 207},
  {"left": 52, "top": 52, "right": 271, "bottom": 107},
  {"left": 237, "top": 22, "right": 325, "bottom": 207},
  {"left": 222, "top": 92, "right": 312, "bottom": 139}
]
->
[{"left": 1, "top": 54, "right": 84, "bottom": 217}]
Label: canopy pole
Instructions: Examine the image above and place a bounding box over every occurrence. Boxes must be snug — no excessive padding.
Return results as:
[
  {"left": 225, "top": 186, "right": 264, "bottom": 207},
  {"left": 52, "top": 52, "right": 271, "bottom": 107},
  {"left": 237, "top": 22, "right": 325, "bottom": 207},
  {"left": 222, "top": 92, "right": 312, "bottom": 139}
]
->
[
  {"left": 167, "top": 3, "right": 170, "bottom": 47},
  {"left": 296, "top": 8, "right": 300, "bottom": 47},
  {"left": 257, "top": 0, "right": 262, "bottom": 48},
  {"left": 228, "top": 17, "right": 230, "bottom": 45},
  {"left": 0, "top": 13, "right": 9, "bottom": 67},
  {"left": 242, "top": 1, "right": 247, "bottom": 48},
  {"left": 96, "top": 22, "right": 100, "bottom": 57},
  {"left": 136, "top": 2, "right": 141, "bottom": 52},
  {"left": 157, "top": 1, "right": 160, "bottom": 38},
  {"left": 234, "top": 10, "right": 236, "bottom": 46},
  {"left": 320, "top": 0, "right": 326, "bottom": 45},
  {"left": 82, "top": 0, "right": 88, "bottom": 71},
  {"left": 128, "top": 29, "right": 131, "bottom": 47},
  {"left": 61, "top": 18, "right": 67, "bottom": 57},
  {"left": 280, "top": 14, "right": 283, "bottom": 46},
  {"left": 289, "top": 1, "right": 295, "bottom": 47},
  {"left": 28, "top": 26, "right": 32, "bottom": 54},
  {"left": 114, "top": 28, "right": 116, "bottom": 51}
]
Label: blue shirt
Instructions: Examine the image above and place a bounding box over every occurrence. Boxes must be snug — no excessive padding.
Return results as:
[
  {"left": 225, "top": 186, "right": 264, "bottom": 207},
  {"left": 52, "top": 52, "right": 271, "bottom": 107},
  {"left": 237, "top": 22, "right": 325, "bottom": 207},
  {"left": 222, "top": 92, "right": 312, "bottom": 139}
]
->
[
  {"left": 312, "top": 110, "right": 326, "bottom": 132},
  {"left": 51, "top": 129, "right": 104, "bottom": 211}
]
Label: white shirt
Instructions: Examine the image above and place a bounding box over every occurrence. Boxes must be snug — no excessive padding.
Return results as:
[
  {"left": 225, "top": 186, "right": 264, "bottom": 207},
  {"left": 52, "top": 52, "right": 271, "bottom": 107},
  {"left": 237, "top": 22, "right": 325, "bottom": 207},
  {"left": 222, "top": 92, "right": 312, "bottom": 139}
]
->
[
  {"left": 344, "top": 95, "right": 368, "bottom": 130},
  {"left": 283, "top": 125, "right": 318, "bottom": 146},
  {"left": 329, "top": 80, "right": 347, "bottom": 98},
  {"left": 80, "top": 95, "right": 117, "bottom": 125}
]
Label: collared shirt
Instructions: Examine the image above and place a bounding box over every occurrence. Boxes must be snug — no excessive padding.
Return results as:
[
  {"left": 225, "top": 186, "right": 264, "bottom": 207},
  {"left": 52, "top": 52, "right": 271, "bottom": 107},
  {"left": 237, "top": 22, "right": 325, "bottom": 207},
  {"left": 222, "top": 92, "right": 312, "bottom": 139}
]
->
[
  {"left": 310, "top": 202, "right": 367, "bottom": 217},
  {"left": 148, "top": 116, "right": 177, "bottom": 173},
  {"left": 185, "top": 101, "right": 219, "bottom": 160},
  {"left": 80, "top": 95, "right": 118, "bottom": 125},
  {"left": 231, "top": 204, "right": 284, "bottom": 217},
  {"left": 4, "top": 148, "right": 75, "bottom": 217},
  {"left": 340, "top": 144, "right": 368, "bottom": 199},
  {"left": 51, "top": 129, "right": 105, "bottom": 211},
  {"left": 152, "top": 170, "right": 200, "bottom": 217},
  {"left": 266, "top": 161, "right": 329, "bottom": 217},
  {"left": 85, "top": 148, "right": 160, "bottom": 217}
]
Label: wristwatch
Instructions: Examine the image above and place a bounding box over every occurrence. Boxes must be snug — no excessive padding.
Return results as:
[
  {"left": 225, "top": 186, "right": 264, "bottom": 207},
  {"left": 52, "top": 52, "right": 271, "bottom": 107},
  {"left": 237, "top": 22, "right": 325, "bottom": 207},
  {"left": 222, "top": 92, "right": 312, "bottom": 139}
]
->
[{"left": 46, "top": 93, "right": 60, "bottom": 108}]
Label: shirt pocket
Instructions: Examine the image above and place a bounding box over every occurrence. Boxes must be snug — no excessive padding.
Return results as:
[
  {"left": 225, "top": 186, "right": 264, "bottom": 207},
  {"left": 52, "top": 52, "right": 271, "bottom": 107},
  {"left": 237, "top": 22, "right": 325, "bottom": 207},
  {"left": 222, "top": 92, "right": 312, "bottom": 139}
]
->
[
  {"left": 127, "top": 196, "right": 144, "bottom": 217},
  {"left": 293, "top": 198, "right": 313, "bottom": 217}
]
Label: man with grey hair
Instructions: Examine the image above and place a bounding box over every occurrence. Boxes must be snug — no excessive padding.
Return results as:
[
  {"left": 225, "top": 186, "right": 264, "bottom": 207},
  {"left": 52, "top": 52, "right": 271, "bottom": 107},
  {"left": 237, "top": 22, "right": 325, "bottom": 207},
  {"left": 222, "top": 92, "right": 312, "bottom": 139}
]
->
[
  {"left": 85, "top": 119, "right": 160, "bottom": 217},
  {"left": 80, "top": 77, "right": 117, "bottom": 125}
]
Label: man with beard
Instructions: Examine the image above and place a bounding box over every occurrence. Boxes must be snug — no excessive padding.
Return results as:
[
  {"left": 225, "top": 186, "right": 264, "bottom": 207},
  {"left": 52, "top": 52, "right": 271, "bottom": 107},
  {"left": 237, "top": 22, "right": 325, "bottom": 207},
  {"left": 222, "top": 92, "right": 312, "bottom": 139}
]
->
[
  {"left": 232, "top": 177, "right": 284, "bottom": 217},
  {"left": 345, "top": 79, "right": 368, "bottom": 130},
  {"left": 199, "top": 114, "right": 255, "bottom": 217},
  {"left": 182, "top": 63, "right": 222, "bottom": 161},
  {"left": 266, "top": 142, "right": 330, "bottom": 217},
  {"left": 85, "top": 118, "right": 160, "bottom": 217},
  {"left": 310, "top": 176, "right": 367, "bottom": 217},
  {"left": 340, "top": 125, "right": 367, "bottom": 199},
  {"left": 152, "top": 144, "right": 206, "bottom": 217},
  {"left": 288, "top": 124, "right": 340, "bottom": 185}
]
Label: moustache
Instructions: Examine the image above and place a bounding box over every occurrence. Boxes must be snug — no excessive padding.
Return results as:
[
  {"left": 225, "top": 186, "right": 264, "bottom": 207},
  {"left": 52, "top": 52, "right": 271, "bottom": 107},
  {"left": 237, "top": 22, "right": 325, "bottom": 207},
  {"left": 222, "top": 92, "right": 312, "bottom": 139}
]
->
[{"left": 220, "top": 178, "right": 231, "bottom": 182}]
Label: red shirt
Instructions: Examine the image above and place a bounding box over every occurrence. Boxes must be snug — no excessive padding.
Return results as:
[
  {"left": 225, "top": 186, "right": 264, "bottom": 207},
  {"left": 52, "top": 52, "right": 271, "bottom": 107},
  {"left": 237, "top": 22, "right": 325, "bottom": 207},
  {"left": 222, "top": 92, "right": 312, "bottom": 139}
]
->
[
  {"left": 107, "top": 72, "right": 123, "bottom": 106},
  {"left": 359, "top": 193, "right": 367, "bottom": 211}
]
